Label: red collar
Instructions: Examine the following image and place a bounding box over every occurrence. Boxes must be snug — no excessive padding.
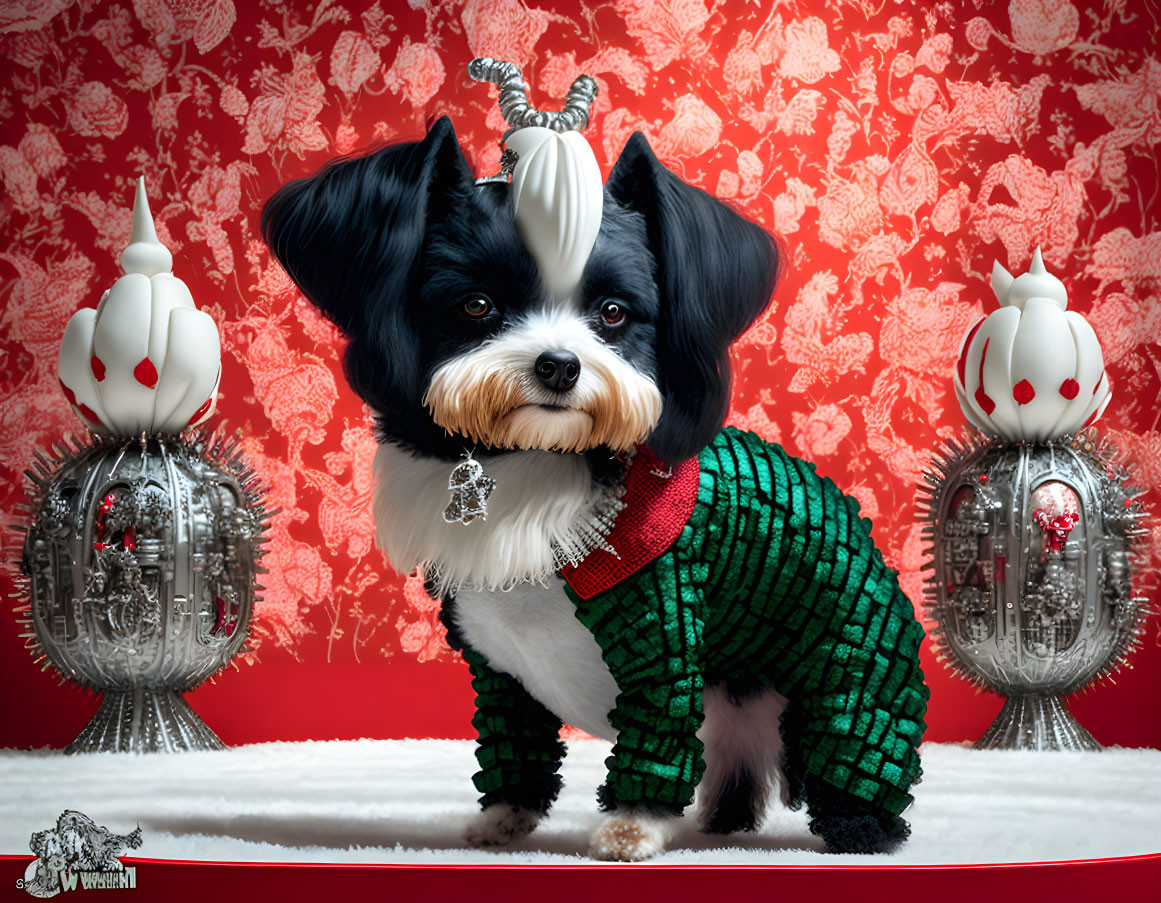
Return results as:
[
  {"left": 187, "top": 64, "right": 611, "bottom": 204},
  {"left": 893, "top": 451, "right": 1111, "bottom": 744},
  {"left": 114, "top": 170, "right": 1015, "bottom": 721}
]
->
[{"left": 561, "top": 446, "right": 700, "bottom": 600}]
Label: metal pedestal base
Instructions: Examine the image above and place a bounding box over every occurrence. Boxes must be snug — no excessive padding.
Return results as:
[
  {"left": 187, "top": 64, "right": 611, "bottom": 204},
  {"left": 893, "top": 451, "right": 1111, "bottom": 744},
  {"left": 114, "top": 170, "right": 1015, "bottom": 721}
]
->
[
  {"left": 65, "top": 688, "right": 227, "bottom": 754},
  {"left": 974, "top": 694, "right": 1101, "bottom": 751}
]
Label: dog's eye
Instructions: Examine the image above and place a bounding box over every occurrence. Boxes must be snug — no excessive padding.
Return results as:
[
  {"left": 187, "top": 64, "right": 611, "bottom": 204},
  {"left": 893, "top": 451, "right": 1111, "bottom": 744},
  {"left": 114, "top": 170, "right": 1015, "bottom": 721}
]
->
[
  {"left": 460, "top": 296, "right": 493, "bottom": 319},
  {"left": 599, "top": 299, "right": 626, "bottom": 327}
]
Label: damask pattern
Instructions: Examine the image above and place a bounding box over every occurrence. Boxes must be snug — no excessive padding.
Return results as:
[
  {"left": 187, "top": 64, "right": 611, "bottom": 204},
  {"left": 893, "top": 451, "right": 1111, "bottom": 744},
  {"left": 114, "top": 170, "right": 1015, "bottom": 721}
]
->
[{"left": 1, "top": 1, "right": 1157, "bottom": 684}]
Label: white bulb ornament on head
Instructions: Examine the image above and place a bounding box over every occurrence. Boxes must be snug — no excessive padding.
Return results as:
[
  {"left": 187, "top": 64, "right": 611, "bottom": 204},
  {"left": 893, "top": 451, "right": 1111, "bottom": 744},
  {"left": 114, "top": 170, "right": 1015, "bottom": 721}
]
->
[
  {"left": 954, "top": 247, "right": 1111, "bottom": 443},
  {"left": 469, "top": 57, "right": 604, "bottom": 300},
  {"left": 507, "top": 127, "right": 604, "bottom": 298},
  {"left": 58, "top": 177, "right": 222, "bottom": 437}
]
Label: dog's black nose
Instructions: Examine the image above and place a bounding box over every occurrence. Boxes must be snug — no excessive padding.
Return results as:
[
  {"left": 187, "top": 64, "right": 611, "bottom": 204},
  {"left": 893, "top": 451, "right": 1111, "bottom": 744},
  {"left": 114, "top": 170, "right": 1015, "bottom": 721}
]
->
[{"left": 535, "top": 350, "right": 581, "bottom": 392}]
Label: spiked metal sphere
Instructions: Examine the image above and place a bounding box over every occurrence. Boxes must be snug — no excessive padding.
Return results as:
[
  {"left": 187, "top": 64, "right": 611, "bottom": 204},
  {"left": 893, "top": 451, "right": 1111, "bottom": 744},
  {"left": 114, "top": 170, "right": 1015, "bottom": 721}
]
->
[
  {"left": 16, "top": 429, "right": 269, "bottom": 753},
  {"left": 918, "top": 429, "right": 1147, "bottom": 750}
]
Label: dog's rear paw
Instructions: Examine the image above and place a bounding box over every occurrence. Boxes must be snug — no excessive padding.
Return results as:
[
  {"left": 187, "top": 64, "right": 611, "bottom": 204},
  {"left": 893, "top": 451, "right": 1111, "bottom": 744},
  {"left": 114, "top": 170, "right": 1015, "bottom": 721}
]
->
[
  {"left": 803, "top": 777, "right": 910, "bottom": 854},
  {"left": 588, "top": 812, "right": 672, "bottom": 861},
  {"left": 812, "top": 810, "right": 910, "bottom": 854},
  {"left": 464, "top": 805, "right": 541, "bottom": 848}
]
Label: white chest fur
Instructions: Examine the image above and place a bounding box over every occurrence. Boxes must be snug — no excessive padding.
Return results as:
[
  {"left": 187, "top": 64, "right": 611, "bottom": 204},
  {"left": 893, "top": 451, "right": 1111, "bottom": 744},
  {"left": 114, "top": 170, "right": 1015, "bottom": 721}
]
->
[
  {"left": 372, "top": 442, "right": 609, "bottom": 596},
  {"left": 454, "top": 580, "right": 621, "bottom": 743},
  {"left": 372, "top": 441, "right": 622, "bottom": 740}
]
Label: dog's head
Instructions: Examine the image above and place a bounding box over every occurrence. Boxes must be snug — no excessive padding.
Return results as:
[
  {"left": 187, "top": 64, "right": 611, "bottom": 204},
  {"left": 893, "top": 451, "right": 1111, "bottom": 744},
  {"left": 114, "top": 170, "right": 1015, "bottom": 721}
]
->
[{"left": 262, "top": 117, "right": 780, "bottom": 464}]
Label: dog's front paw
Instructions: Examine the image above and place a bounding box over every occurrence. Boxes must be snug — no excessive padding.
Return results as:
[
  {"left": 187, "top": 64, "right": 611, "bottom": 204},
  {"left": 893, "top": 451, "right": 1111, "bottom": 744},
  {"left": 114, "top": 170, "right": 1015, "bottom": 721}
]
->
[
  {"left": 464, "top": 805, "right": 541, "bottom": 848},
  {"left": 588, "top": 812, "right": 672, "bottom": 862}
]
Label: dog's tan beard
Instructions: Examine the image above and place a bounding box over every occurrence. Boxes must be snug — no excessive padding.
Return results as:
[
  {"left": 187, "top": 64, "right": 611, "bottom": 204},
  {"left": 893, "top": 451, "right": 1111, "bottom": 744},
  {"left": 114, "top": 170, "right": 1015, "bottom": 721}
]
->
[{"left": 423, "top": 334, "right": 662, "bottom": 454}]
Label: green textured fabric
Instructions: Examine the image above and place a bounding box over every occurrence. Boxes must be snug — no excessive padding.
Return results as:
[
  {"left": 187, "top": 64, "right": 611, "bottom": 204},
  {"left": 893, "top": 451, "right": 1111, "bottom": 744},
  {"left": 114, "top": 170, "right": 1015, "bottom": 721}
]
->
[
  {"left": 467, "top": 427, "right": 928, "bottom": 818},
  {"left": 461, "top": 642, "right": 566, "bottom": 812}
]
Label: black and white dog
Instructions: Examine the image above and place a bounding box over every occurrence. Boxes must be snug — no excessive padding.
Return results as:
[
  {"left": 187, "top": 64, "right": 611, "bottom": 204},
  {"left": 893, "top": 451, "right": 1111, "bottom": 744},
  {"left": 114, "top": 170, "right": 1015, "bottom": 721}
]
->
[{"left": 263, "top": 115, "right": 914, "bottom": 860}]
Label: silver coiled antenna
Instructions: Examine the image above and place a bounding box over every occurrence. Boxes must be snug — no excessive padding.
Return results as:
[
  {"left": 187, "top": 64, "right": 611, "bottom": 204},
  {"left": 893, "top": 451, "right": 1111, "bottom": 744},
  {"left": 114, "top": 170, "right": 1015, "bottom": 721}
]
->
[
  {"left": 469, "top": 57, "right": 598, "bottom": 183},
  {"left": 468, "top": 57, "right": 598, "bottom": 133}
]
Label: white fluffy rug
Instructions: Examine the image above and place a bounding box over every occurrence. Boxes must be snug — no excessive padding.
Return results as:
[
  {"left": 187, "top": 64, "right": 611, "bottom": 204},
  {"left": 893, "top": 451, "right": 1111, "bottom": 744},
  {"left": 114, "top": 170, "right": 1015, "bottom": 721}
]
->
[{"left": 1, "top": 740, "right": 1158, "bottom": 864}]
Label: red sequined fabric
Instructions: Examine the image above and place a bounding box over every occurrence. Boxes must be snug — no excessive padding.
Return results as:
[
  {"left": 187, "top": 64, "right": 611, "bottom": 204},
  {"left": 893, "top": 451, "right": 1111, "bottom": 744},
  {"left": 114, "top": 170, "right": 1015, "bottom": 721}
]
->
[{"left": 562, "top": 446, "right": 700, "bottom": 600}]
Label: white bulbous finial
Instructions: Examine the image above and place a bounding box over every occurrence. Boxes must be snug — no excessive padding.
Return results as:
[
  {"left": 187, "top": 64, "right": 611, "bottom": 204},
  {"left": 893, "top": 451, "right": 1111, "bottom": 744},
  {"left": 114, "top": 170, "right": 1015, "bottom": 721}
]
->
[
  {"left": 119, "top": 176, "right": 173, "bottom": 278},
  {"left": 59, "top": 176, "right": 220, "bottom": 437},
  {"left": 1004, "top": 246, "right": 1068, "bottom": 312},
  {"left": 954, "top": 247, "right": 1111, "bottom": 442}
]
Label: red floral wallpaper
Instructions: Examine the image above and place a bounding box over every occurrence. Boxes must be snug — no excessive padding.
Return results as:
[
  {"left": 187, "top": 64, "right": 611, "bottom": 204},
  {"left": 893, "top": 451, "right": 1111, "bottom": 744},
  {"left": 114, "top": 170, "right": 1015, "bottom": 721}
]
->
[{"left": 1, "top": 0, "right": 1158, "bottom": 747}]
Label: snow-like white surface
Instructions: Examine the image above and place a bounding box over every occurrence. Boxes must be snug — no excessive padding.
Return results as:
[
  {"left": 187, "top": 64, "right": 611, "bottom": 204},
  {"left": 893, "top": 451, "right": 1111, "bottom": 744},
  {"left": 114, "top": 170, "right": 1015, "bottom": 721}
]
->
[{"left": 1, "top": 740, "right": 1158, "bottom": 864}]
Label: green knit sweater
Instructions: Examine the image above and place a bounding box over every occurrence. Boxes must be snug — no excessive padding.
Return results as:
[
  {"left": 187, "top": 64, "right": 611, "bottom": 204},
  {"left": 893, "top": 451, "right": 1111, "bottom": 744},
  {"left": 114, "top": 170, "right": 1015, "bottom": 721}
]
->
[{"left": 453, "top": 427, "right": 929, "bottom": 819}]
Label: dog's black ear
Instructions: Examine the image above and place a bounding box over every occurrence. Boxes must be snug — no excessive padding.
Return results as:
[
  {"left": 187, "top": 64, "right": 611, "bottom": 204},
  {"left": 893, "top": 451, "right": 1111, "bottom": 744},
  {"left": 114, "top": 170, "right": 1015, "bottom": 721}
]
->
[
  {"left": 261, "top": 116, "right": 474, "bottom": 404},
  {"left": 607, "top": 132, "right": 781, "bottom": 464}
]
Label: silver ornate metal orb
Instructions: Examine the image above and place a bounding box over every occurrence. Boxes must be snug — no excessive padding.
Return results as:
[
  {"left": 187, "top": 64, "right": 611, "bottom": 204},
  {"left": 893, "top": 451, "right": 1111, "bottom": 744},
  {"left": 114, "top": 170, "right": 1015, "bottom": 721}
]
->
[
  {"left": 919, "top": 430, "right": 1146, "bottom": 750},
  {"left": 16, "top": 429, "right": 268, "bottom": 753}
]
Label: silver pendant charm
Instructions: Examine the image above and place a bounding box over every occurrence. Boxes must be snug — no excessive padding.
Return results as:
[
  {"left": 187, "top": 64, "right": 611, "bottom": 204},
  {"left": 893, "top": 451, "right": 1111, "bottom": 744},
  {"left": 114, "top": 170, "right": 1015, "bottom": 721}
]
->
[{"left": 443, "top": 453, "right": 495, "bottom": 525}]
